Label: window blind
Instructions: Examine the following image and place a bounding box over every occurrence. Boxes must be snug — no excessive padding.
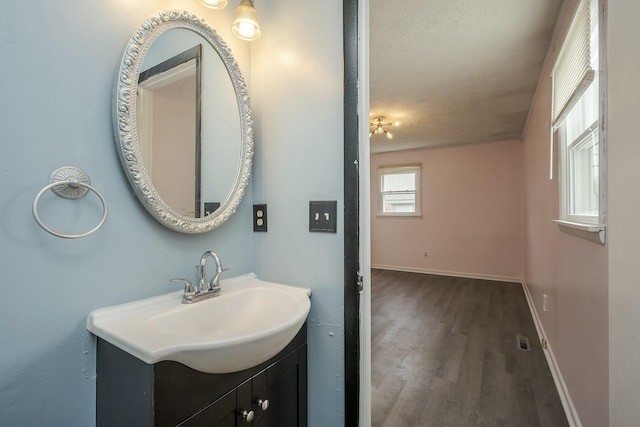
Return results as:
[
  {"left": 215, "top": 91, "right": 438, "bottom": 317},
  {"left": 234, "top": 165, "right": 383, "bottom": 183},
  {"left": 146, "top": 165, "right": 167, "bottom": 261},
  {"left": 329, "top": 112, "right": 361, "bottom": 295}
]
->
[
  {"left": 552, "top": 0, "right": 594, "bottom": 127},
  {"left": 381, "top": 172, "right": 416, "bottom": 192}
]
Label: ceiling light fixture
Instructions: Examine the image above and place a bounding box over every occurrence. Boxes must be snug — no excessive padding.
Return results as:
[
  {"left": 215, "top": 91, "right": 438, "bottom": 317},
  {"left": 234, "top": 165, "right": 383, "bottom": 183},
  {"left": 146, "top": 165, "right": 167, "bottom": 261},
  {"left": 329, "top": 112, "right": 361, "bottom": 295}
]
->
[
  {"left": 232, "top": 0, "right": 262, "bottom": 41},
  {"left": 197, "top": 0, "right": 228, "bottom": 10},
  {"left": 369, "top": 116, "right": 401, "bottom": 139}
]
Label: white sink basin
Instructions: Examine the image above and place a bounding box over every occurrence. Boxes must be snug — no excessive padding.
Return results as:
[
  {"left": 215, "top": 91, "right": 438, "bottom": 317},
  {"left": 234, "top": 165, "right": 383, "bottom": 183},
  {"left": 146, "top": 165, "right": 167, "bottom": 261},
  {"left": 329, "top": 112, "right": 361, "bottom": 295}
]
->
[{"left": 87, "top": 273, "right": 311, "bottom": 374}]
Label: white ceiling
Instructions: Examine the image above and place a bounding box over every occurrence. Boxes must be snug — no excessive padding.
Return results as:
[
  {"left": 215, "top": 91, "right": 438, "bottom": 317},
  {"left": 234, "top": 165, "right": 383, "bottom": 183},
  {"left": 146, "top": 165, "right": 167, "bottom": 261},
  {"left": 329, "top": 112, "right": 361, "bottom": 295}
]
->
[{"left": 369, "top": 0, "right": 563, "bottom": 153}]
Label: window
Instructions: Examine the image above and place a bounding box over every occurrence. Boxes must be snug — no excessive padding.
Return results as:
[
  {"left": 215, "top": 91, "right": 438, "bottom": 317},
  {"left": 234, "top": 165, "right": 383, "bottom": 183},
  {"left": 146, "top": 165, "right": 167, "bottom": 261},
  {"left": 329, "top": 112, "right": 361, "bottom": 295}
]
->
[
  {"left": 553, "top": 0, "right": 603, "bottom": 232},
  {"left": 377, "top": 165, "right": 421, "bottom": 217},
  {"left": 559, "top": 81, "right": 599, "bottom": 223}
]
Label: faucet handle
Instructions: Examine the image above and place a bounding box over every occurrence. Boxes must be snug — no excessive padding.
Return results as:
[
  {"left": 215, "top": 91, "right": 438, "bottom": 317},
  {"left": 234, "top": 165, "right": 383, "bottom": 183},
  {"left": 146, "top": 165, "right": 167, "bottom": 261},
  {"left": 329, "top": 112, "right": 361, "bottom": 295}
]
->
[
  {"left": 170, "top": 278, "right": 196, "bottom": 295},
  {"left": 209, "top": 268, "right": 229, "bottom": 290}
]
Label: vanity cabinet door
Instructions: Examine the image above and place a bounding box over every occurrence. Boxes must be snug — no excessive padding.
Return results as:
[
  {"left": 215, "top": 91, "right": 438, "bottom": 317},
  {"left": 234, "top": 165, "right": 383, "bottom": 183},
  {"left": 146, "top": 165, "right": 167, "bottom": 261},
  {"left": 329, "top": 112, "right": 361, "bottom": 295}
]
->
[
  {"left": 253, "top": 350, "right": 302, "bottom": 427},
  {"left": 236, "top": 380, "right": 255, "bottom": 426},
  {"left": 177, "top": 389, "right": 236, "bottom": 427}
]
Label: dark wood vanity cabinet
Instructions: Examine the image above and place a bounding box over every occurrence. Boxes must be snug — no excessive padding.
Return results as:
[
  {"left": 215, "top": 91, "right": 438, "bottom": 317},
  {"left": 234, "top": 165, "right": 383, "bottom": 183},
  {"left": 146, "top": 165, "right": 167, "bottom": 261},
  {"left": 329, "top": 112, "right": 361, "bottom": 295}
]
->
[
  {"left": 96, "top": 324, "right": 307, "bottom": 427},
  {"left": 252, "top": 349, "right": 305, "bottom": 427}
]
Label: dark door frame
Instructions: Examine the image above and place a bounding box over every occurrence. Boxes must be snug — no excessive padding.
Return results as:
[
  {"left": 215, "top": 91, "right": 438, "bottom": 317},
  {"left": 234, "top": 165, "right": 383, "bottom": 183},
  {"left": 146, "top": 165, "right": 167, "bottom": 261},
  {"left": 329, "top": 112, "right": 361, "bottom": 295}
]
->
[{"left": 343, "top": 0, "right": 360, "bottom": 425}]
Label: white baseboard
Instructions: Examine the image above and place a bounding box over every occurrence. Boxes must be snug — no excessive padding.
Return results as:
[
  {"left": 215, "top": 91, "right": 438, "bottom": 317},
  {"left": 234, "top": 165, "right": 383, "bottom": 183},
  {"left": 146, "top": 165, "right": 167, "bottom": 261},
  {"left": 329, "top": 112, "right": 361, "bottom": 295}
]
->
[
  {"left": 520, "top": 281, "right": 582, "bottom": 427},
  {"left": 371, "top": 264, "right": 522, "bottom": 283}
]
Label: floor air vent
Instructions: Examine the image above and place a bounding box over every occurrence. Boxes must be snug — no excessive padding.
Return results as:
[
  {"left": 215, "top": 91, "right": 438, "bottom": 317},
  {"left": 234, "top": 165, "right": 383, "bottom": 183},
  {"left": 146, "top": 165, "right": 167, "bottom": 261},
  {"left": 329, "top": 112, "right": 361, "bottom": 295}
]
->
[{"left": 517, "top": 335, "right": 531, "bottom": 351}]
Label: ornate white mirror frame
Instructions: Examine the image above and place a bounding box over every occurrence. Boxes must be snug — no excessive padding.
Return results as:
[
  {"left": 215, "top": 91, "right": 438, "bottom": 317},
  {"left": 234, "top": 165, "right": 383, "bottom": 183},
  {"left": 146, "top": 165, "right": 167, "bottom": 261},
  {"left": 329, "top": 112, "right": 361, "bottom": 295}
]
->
[{"left": 113, "top": 10, "right": 253, "bottom": 233}]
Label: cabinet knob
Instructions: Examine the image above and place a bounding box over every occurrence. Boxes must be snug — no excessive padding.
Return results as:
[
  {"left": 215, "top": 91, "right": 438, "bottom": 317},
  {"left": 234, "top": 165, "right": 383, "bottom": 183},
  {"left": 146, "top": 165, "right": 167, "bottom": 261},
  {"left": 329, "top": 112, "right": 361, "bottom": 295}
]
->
[
  {"left": 257, "top": 399, "right": 269, "bottom": 411},
  {"left": 241, "top": 410, "right": 254, "bottom": 422}
]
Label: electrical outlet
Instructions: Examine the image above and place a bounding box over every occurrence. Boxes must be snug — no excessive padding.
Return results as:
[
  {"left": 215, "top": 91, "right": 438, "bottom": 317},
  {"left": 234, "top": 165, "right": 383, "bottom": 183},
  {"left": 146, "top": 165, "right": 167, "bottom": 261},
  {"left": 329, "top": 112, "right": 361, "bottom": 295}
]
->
[
  {"left": 309, "top": 201, "right": 337, "bottom": 233},
  {"left": 543, "top": 294, "right": 549, "bottom": 312},
  {"left": 253, "top": 204, "right": 267, "bottom": 232}
]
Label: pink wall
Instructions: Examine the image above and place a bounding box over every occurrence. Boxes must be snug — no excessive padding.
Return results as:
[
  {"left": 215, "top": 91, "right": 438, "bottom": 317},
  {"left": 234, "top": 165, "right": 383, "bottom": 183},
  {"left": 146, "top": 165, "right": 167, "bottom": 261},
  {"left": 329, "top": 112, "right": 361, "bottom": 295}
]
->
[
  {"left": 521, "top": 1, "right": 608, "bottom": 425},
  {"left": 371, "top": 139, "right": 524, "bottom": 280}
]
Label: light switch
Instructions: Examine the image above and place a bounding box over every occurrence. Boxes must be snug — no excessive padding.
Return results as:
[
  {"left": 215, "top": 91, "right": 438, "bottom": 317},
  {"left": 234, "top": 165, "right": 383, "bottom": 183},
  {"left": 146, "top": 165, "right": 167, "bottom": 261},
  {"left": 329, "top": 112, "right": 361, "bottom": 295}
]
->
[
  {"left": 309, "top": 201, "right": 337, "bottom": 233},
  {"left": 204, "top": 202, "right": 220, "bottom": 216}
]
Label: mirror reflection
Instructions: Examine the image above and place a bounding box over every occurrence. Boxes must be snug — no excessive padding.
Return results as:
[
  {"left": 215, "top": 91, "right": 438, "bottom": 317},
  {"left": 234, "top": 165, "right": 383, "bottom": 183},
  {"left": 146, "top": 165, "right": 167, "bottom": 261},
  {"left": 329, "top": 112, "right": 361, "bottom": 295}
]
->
[
  {"left": 137, "top": 28, "right": 242, "bottom": 219},
  {"left": 138, "top": 45, "right": 201, "bottom": 217}
]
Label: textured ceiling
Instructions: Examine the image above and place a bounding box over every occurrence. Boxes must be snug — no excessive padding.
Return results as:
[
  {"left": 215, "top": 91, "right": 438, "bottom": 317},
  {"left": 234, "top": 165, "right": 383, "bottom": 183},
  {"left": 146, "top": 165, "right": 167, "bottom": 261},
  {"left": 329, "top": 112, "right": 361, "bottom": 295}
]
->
[{"left": 370, "top": 0, "right": 563, "bottom": 153}]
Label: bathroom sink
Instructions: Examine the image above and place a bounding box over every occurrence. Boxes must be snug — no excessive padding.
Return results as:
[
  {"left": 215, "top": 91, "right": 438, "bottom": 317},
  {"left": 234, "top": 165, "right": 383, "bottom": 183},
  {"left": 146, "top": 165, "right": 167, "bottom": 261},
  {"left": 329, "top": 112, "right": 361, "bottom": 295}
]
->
[{"left": 87, "top": 273, "right": 311, "bottom": 374}]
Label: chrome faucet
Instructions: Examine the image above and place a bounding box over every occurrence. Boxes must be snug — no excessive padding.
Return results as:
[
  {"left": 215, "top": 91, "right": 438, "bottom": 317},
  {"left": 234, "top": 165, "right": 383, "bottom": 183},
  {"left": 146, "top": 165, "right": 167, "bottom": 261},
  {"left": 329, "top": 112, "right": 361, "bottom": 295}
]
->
[
  {"left": 170, "top": 250, "right": 228, "bottom": 304},
  {"left": 198, "top": 250, "right": 226, "bottom": 292}
]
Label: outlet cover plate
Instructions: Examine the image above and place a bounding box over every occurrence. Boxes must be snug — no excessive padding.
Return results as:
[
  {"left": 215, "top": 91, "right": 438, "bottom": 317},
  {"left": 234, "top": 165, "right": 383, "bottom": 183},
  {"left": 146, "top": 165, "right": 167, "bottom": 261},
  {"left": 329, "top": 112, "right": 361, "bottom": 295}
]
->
[
  {"left": 253, "top": 204, "right": 267, "bottom": 232},
  {"left": 309, "top": 201, "right": 337, "bottom": 233}
]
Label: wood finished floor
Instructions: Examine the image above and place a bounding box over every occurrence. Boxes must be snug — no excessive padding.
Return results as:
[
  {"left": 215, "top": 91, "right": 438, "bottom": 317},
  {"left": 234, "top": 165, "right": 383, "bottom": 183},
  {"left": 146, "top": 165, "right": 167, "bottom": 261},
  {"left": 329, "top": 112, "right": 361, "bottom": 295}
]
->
[{"left": 371, "top": 269, "right": 568, "bottom": 427}]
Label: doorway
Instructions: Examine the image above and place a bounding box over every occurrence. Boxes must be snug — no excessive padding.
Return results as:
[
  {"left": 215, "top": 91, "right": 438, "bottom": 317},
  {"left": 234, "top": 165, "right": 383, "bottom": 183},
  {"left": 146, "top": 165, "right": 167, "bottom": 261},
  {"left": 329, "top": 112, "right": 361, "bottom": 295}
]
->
[{"left": 343, "top": 0, "right": 568, "bottom": 426}]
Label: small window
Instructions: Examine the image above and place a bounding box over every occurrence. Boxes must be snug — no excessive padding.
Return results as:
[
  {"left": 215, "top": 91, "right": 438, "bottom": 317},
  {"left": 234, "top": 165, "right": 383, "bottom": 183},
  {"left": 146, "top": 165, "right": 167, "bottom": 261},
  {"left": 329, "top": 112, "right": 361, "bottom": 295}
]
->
[
  {"left": 377, "top": 165, "right": 421, "bottom": 217},
  {"left": 568, "top": 124, "right": 599, "bottom": 218},
  {"left": 553, "top": 0, "right": 602, "bottom": 228},
  {"left": 558, "top": 85, "right": 599, "bottom": 224}
]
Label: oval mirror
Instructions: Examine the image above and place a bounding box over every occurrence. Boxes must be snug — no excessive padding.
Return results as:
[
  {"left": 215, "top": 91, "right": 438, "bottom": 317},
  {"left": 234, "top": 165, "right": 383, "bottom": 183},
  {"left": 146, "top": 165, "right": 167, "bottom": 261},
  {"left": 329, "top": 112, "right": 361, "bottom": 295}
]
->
[{"left": 113, "top": 10, "right": 253, "bottom": 233}]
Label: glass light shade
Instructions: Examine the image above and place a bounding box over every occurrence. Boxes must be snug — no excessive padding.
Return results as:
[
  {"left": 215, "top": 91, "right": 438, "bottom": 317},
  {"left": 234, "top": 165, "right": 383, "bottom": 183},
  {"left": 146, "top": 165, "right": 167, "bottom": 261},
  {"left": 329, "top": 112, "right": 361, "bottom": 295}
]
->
[
  {"left": 393, "top": 121, "right": 402, "bottom": 127},
  {"left": 232, "top": 0, "right": 262, "bottom": 41},
  {"left": 198, "top": 0, "right": 228, "bottom": 10},
  {"left": 386, "top": 132, "right": 394, "bottom": 140}
]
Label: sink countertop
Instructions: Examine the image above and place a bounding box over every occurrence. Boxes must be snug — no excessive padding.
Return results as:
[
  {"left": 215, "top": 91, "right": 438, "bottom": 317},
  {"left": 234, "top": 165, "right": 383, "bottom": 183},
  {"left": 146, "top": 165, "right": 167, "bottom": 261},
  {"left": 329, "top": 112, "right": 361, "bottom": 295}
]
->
[{"left": 87, "top": 273, "right": 311, "bottom": 373}]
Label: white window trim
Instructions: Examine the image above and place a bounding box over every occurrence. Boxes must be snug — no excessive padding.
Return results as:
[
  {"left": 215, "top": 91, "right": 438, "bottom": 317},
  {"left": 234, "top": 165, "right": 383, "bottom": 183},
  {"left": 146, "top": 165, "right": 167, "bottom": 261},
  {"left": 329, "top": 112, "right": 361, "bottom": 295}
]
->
[
  {"left": 376, "top": 164, "right": 422, "bottom": 218},
  {"left": 553, "top": 220, "right": 606, "bottom": 244}
]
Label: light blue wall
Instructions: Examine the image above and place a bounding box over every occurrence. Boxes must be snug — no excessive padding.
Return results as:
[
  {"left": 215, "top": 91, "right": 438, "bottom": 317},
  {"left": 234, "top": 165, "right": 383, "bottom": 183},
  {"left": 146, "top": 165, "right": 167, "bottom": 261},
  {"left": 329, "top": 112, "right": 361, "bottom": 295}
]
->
[
  {"left": 251, "top": 1, "right": 346, "bottom": 426},
  {"left": 0, "top": 2, "right": 253, "bottom": 425}
]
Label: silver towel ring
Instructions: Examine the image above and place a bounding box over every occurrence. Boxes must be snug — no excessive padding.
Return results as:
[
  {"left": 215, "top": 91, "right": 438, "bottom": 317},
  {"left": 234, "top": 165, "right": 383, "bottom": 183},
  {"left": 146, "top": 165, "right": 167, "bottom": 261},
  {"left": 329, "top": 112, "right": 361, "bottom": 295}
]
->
[{"left": 33, "top": 166, "right": 108, "bottom": 239}]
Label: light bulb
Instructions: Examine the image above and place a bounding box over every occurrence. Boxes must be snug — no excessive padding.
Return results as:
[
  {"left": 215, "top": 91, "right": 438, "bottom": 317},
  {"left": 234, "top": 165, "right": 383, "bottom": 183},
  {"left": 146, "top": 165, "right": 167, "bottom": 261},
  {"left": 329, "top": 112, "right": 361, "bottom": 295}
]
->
[
  {"left": 376, "top": 127, "right": 384, "bottom": 134},
  {"left": 236, "top": 22, "right": 258, "bottom": 39},
  {"left": 386, "top": 132, "right": 394, "bottom": 140},
  {"left": 393, "top": 121, "right": 402, "bottom": 127},
  {"left": 232, "top": 0, "right": 262, "bottom": 41},
  {"left": 198, "top": 0, "right": 228, "bottom": 10}
]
